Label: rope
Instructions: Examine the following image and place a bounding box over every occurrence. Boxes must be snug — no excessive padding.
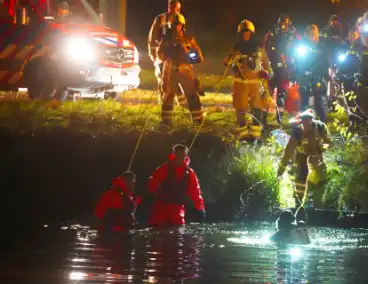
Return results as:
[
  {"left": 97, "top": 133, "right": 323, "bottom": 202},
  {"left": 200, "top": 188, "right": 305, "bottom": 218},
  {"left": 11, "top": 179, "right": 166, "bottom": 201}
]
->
[
  {"left": 126, "top": 87, "right": 159, "bottom": 171},
  {"left": 187, "top": 59, "right": 233, "bottom": 153},
  {"left": 127, "top": 118, "right": 149, "bottom": 171}
]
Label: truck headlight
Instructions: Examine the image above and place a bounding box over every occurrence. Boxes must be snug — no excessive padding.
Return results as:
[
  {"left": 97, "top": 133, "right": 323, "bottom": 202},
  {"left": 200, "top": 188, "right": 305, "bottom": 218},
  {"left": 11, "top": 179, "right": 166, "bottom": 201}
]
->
[{"left": 65, "top": 38, "right": 95, "bottom": 62}]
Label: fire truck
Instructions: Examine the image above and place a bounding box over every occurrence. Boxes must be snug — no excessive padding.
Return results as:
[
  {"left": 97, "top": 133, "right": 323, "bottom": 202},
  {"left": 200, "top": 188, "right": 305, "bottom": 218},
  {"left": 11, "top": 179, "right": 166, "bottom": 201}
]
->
[{"left": 0, "top": 0, "right": 140, "bottom": 100}]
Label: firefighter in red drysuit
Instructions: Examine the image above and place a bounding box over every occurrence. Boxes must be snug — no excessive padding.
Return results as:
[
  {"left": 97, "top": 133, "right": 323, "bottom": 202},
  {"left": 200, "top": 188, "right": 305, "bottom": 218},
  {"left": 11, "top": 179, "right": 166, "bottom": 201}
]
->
[
  {"left": 94, "top": 171, "right": 141, "bottom": 232},
  {"left": 147, "top": 144, "right": 206, "bottom": 227}
]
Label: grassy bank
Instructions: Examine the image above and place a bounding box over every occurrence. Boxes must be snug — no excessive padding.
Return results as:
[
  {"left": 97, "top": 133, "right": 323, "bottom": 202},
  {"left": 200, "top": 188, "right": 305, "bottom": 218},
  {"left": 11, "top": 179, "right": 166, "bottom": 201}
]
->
[
  {"left": 138, "top": 69, "right": 233, "bottom": 92},
  {"left": 0, "top": 99, "right": 367, "bottom": 222}
]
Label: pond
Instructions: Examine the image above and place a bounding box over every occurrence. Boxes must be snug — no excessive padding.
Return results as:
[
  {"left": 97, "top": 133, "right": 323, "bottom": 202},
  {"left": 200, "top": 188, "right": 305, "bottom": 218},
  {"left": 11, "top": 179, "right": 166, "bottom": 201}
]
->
[{"left": 1, "top": 223, "right": 368, "bottom": 283}]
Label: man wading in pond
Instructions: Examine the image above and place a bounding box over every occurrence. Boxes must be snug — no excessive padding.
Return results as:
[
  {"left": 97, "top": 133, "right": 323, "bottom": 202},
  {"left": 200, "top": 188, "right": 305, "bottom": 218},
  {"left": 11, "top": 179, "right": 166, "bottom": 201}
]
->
[
  {"left": 277, "top": 109, "right": 333, "bottom": 214},
  {"left": 147, "top": 144, "right": 206, "bottom": 227},
  {"left": 94, "top": 172, "right": 141, "bottom": 232}
]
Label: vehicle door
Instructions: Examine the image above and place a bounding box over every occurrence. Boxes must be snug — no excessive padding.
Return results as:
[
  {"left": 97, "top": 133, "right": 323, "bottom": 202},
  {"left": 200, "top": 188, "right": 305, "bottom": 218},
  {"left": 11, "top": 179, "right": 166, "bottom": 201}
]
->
[{"left": 0, "top": 3, "right": 46, "bottom": 89}]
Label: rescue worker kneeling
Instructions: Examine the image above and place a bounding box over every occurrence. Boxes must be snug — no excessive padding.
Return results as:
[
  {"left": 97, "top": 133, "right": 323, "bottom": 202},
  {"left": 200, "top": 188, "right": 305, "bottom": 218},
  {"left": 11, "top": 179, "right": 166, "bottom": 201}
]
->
[
  {"left": 270, "top": 210, "right": 311, "bottom": 245},
  {"left": 94, "top": 172, "right": 141, "bottom": 232},
  {"left": 157, "top": 14, "right": 204, "bottom": 126},
  {"left": 147, "top": 144, "right": 206, "bottom": 227},
  {"left": 224, "top": 20, "right": 274, "bottom": 140},
  {"left": 277, "top": 110, "right": 333, "bottom": 208}
]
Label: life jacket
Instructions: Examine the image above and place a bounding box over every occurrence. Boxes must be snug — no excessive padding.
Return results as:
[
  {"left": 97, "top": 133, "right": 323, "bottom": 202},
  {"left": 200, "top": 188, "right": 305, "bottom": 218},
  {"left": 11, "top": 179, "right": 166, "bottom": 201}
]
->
[
  {"left": 100, "top": 190, "right": 138, "bottom": 229},
  {"left": 120, "top": 193, "right": 139, "bottom": 216},
  {"left": 156, "top": 162, "right": 190, "bottom": 205}
]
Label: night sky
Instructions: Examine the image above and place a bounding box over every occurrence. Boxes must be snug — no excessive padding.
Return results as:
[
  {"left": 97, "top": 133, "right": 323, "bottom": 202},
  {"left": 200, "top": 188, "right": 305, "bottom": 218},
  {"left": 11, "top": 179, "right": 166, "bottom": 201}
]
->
[{"left": 125, "top": 0, "right": 366, "bottom": 45}]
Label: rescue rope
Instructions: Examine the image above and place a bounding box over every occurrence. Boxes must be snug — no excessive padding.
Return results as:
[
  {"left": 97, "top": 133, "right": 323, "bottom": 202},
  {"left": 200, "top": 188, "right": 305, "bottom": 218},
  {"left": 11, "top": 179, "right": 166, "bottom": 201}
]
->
[
  {"left": 126, "top": 87, "right": 159, "bottom": 171},
  {"left": 187, "top": 59, "right": 233, "bottom": 153}
]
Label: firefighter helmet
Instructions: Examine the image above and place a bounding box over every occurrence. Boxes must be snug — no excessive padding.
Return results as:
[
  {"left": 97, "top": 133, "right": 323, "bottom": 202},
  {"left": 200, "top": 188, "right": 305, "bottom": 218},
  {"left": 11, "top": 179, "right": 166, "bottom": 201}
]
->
[
  {"left": 289, "top": 109, "right": 315, "bottom": 124},
  {"left": 173, "top": 13, "right": 185, "bottom": 25},
  {"left": 237, "top": 20, "right": 255, "bottom": 35},
  {"left": 58, "top": 1, "right": 70, "bottom": 10},
  {"left": 278, "top": 14, "right": 292, "bottom": 26},
  {"left": 299, "top": 109, "right": 316, "bottom": 120}
]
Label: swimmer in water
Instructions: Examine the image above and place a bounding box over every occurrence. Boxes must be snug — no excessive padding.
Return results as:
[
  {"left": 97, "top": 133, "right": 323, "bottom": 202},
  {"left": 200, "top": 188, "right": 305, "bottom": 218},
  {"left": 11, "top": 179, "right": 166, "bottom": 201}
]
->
[{"left": 271, "top": 209, "right": 311, "bottom": 245}]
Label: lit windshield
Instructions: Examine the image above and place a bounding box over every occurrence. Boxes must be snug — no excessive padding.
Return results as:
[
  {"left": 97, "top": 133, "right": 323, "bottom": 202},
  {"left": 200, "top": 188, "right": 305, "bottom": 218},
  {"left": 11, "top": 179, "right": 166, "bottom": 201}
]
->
[{"left": 47, "top": 0, "right": 102, "bottom": 25}]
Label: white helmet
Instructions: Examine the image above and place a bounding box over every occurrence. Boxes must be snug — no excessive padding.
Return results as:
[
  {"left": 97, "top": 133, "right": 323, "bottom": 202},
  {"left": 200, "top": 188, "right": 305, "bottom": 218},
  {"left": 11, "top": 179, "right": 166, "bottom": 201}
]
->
[{"left": 237, "top": 19, "right": 255, "bottom": 35}]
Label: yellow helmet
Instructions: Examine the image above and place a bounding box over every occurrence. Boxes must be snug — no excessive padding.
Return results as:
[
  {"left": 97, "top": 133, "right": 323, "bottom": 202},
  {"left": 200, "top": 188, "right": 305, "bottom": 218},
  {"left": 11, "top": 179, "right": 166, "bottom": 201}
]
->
[
  {"left": 237, "top": 20, "right": 255, "bottom": 34},
  {"left": 173, "top": 13, "right": 186, "bottom": 25}
]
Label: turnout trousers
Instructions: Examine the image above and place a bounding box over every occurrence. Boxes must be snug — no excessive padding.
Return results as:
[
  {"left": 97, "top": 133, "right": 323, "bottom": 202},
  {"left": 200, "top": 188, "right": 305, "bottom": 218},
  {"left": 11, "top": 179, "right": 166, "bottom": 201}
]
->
[
  {"left": 232, "top": 79, "right": 264, "bottom": 139},
  {"left": 154, "top": 61, "right": 187, "bottom": 107},
  {"left": 161, "top": 62, "right": 203, "bottom": 125},
  {"left": 294, "top": 153, "right": 327, "bottom": 208}
]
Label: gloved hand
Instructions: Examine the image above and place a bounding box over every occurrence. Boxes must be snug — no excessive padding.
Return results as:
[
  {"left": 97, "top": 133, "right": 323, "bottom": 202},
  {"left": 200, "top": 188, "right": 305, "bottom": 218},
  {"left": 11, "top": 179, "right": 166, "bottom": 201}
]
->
[
  {"left": 321, "top": 143, "right": 330, "bottom": 152},
  {"left": 259, "top": 70, "right": 272, "bottom": 80},
  {"left": 196, "top": 210, "right": 206, "bottom": 223},
  {"left": 277, "top": 165, "right": 286, "bottom": 178}
]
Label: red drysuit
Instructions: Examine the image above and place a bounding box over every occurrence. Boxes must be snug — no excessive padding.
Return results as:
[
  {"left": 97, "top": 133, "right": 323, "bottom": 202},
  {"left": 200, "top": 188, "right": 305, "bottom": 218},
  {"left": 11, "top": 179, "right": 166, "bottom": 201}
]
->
[
  {"left": 148, "top": 155, "right": 205, "bottom": 227},
  {"left": 94, "top": 176, "right": 141, "bottom": 232}
]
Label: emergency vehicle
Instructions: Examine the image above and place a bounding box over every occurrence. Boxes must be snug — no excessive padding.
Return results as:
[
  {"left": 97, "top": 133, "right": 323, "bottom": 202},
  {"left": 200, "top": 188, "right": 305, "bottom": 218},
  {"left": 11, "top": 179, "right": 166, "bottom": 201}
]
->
[{"left": 0, "top": 0, "right": 140, "bottom": 100}]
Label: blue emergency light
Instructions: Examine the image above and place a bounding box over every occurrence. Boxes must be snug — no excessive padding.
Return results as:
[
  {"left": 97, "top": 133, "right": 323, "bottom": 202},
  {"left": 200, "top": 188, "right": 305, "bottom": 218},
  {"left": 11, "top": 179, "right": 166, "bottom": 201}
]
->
[
  {"left": 364, "top": 24, "right": 368, "bottom": 33},
  {"left": 295, "top": 45, "right": 310, "bottom": 59},
  {"left": 338, "top": 53, "right": 347, "bottom": 63}
]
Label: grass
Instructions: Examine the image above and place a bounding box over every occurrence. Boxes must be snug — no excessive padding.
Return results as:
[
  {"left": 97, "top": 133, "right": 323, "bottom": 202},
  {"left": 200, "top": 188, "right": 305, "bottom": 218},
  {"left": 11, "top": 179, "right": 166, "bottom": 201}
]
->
[
  {"left": 0, "top": 99, "right": 236, "bottom": 136},
  {"left": 1, "top": 96, "right": 367, "bottom": 214},
  {"left": 138, "top": 69, "right": 233, "bottom": 92}
]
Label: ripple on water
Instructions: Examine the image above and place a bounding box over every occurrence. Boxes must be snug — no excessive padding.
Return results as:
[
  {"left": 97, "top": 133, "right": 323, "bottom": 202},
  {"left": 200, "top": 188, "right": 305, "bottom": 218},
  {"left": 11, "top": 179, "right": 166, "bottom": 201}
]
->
[{"left": 2, "top": 223, "right": 368, "bottom": 283}]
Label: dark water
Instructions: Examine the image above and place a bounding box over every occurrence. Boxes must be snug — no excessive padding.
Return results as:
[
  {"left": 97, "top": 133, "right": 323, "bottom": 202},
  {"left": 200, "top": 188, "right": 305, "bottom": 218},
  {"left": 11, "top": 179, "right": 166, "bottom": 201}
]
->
[{"left": 1, "top": 223, "right": 368, "bottom": 283}]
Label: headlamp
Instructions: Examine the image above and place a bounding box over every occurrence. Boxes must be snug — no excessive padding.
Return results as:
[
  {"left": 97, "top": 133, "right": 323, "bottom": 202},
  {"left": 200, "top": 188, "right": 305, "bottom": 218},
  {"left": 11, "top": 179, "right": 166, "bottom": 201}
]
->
[{"left": 65, "top": 37, "right": 95, "bottom": 62}]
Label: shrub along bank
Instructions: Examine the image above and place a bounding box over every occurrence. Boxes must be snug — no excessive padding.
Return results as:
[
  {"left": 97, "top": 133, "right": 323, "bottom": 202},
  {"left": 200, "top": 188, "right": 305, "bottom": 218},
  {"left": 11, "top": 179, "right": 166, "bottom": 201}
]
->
[{"left": 0, "top": 100, "right": 367, "bottom": 226}]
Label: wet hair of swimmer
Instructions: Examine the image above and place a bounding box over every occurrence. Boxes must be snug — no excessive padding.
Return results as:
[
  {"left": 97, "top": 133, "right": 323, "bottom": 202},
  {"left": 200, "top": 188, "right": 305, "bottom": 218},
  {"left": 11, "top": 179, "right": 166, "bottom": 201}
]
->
[{"left": 277, "top": 210, "right": 297, "bottom": 230}]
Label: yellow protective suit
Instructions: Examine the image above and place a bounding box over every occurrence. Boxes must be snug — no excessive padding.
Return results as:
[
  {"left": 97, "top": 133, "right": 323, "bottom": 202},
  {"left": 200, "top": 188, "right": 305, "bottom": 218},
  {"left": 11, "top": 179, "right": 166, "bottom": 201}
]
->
[
  {"left": 224, "top": 41, "right": 274, "bottom": 139},
  {"left": 158, "top": 33, "right": 204, "bottom": 125},
  {"left": 279, "top": 120, "right": 333, "bottom": 206},
  {"left": 148, "top": 12, "right": 187, "bottom": 106}
]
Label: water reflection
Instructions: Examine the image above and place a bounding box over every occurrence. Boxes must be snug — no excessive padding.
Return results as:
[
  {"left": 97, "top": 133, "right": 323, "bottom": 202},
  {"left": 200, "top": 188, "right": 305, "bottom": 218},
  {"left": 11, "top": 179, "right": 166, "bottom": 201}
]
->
[
  {"left": 2, "top": 223, "right": 368, "bottom": 283},
  {"left": 66, "top": 226, "right": 203, "bottom": 283},
  {"left": 142, "top": 228, "right": 202, "bottom": 282}
]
